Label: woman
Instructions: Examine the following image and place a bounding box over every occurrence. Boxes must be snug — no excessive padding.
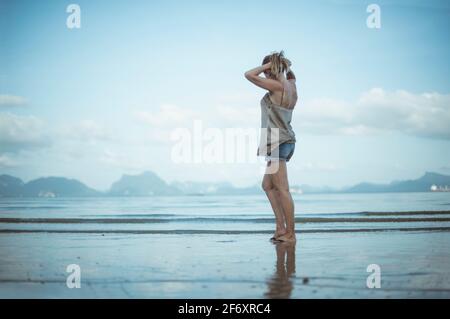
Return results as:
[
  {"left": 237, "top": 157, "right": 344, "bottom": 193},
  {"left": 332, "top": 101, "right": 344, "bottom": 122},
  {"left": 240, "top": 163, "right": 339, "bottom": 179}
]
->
[{"left": 244, "top": 50, "right": 297, "bottom": 243}]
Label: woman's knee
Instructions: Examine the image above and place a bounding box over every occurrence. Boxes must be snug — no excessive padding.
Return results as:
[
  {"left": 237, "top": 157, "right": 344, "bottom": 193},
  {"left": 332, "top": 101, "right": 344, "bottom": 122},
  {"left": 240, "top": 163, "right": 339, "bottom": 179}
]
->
[
  {"left": 261, "top": 178, "right": 273, "bottom": 192},
  {"left": 273, "top": 183, "right": 290, "bottom": 193},
  {"left": 277, "top": 187, "right": 291, "bottom": 196}
]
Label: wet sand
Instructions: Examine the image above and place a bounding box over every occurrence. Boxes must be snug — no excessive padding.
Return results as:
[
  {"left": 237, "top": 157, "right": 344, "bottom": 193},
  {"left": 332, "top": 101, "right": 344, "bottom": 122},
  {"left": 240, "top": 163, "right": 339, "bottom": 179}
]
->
[{"left": 0, "top": 229, "right": 449, "bottom": 298}]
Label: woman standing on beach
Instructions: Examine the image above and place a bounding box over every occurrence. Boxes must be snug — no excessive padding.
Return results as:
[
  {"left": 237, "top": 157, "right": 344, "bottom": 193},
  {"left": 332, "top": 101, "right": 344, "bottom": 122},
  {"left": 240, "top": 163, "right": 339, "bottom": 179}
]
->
[{"left": 244, "top": 50, "right": 297, "bottom": 243}]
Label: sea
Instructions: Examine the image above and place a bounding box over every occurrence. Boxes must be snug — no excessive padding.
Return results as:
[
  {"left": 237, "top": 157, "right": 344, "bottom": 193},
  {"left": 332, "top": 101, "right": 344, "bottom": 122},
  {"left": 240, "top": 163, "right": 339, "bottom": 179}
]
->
[{"left": 1, "top": 192, "right": 449, "bottom": 234}]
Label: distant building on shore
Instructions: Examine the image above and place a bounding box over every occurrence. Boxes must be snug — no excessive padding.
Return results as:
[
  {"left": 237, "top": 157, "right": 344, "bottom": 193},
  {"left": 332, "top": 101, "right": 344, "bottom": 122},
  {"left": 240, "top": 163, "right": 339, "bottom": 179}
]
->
[
  {"left": 290, "top": 187, "right": 303, "bottom": 194},
  {"left": 38, "top": 191, "right": 56, "bottom": 198},
  {"left": 430, "top": 184, "right": 450, "bottom": 192}
]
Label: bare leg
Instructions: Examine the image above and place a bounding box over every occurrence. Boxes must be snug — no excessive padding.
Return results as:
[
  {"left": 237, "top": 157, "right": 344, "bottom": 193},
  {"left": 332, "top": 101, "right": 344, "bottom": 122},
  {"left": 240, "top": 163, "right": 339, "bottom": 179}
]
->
[
  {"left": 271, "top": 160, "right": 296, "bottom": 242},
  {"left": 264, "top": 241, "right": 296, "bottom": 298},
  {"left": 262, "top": 162, "right": 287, "bottom": 239}
]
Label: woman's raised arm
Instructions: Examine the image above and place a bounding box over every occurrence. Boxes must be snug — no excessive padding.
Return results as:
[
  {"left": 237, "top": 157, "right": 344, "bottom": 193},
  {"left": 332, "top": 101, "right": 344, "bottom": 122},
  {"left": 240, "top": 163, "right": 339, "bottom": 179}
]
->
[{"left": 244, "top": 62, "right": 283, "bottom": 92}]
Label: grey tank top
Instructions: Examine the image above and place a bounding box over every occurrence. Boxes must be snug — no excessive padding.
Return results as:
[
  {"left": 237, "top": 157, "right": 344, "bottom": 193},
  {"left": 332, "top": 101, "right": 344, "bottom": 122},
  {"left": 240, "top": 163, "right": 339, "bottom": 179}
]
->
[{"left": 257, "top": 87, "right": 296, "bottom": 156}]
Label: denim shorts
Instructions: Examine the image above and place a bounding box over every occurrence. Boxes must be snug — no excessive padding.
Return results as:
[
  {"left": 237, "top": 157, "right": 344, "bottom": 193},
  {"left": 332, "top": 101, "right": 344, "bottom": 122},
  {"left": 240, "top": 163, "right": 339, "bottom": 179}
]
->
[{"left": 265, "top": 142, "right": 295, "bottom": 162}]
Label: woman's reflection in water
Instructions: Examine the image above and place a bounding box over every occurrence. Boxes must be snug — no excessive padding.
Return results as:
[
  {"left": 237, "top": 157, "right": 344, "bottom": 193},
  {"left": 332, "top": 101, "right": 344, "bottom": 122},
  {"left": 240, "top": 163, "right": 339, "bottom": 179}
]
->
[{"left": 264, "top": 241, "right": 296, "bottom": 299}]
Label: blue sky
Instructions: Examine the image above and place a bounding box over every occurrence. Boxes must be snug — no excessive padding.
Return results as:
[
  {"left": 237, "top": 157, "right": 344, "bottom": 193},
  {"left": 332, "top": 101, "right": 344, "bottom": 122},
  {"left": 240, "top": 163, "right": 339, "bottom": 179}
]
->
[{"left": 1, "top": 0, "right": 449, "bottom": 191}]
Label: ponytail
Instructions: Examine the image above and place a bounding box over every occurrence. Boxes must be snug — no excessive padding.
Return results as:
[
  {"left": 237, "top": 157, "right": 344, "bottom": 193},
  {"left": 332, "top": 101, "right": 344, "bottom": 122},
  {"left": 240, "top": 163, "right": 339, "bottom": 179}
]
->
[{"left": 263, "top": 50, "right": 292, "bottom": 77}]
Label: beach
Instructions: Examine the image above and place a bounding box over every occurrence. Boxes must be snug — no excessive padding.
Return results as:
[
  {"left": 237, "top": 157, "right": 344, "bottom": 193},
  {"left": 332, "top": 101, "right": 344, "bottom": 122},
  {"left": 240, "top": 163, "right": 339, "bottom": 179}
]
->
[
  {"left": 0, "top": 230, "right": 449, "bottom": 298},
  {"left": 0, "top": 194, "right": 450, "bottom": 298}
]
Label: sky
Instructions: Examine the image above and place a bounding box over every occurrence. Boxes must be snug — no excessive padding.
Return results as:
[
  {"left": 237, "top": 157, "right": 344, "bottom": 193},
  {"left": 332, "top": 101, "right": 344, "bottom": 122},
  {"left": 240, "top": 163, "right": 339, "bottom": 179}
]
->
[{"left": 0, "top": 0, "right": 449, "bottom": 191}]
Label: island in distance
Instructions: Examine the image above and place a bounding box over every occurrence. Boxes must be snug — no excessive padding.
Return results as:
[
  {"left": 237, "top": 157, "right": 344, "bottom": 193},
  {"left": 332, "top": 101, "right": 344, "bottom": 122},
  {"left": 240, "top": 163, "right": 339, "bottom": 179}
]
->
[{"left": 0, "top": 171, "right": 449, "bottom": 197}]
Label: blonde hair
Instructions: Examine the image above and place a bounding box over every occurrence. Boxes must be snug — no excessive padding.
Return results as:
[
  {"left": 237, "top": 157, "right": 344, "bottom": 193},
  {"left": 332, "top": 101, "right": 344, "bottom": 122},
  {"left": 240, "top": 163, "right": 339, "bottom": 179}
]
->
[{"left": 262, "top": 50, "right": 292, "bottom": 77}]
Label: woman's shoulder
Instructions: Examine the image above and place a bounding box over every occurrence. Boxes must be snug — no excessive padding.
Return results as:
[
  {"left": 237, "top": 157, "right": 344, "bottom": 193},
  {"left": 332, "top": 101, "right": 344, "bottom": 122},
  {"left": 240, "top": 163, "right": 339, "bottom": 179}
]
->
[
  {"left": 289, "top": 80, "right": 298, "bottom": 97},
  {"left": 287, "top": 79, "right": 297, "bottom": 91}
]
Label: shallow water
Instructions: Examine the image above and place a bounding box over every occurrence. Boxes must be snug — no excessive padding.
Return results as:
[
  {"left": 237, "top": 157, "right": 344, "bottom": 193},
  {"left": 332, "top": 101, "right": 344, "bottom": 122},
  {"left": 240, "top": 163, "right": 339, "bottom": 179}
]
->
[
  {"left": 0, "top": 193, "right": 449, "bottom": 298},
  {"left": 0, "top": 193, "right": 449, "bottom": 234},
  {"left": 0, "top": 231, "right": 449, "bottom": 298}
]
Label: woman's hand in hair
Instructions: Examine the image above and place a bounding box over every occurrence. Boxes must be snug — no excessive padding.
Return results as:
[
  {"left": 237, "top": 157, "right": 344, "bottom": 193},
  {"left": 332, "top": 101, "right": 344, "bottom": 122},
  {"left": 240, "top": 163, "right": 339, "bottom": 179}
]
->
[
  {"left": 244, "top": 61, "right": 283, "bottom": 92},
  {"left": 263, "top": 61, "right": 272, "bottom": 70},
  {"left": 284, "top": 58, "right": 292, "bottom": 67}
]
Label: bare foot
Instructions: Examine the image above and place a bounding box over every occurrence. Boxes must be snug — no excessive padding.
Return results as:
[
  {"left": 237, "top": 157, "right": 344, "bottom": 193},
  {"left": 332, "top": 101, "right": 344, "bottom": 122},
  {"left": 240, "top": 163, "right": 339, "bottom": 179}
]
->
[
  {"left": 276, "top": 233, "right": 296, "bottom": 243},
  {"left": 270, "top": 230, "right": 287, "bottom": 241}
]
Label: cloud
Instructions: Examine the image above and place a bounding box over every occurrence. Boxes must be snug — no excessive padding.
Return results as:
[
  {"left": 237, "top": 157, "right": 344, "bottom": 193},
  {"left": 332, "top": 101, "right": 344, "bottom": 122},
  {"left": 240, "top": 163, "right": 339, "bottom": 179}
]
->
[
  {"left": 133, "top": 104, "right": 207, "bottom": 143},
  {"left": 132, "top": 88, "right": 450, "bottom": 145},
  {"left": 0, "top": 112, "right": 51, "bottom": 152},
  {"left": 131, "top": 88, "right": 450, "bottom": 148},
  {"left": 215, "top": 105, "right": 259, "bottom": 127},
  {"left": 295, "top": 161, "right": 338, "bottom": 172},
  {"left": 0, "top": 94, "right": 27, "bottom": 107},
  {"left": 99, "top": 148, "right": 149, "bottom": 171},
  {"left": 132, "top": 101, "right": 260, "bottom": 144},
  {"left": 0, "top": 154, "right": 18, "bottom": 168},
  {"left": 210, "top": 91, "right": 260, "bottom": 127},
  {"left": 134, "top": 104, "right": 200, "bottom": 127},
  {"left": 297, "top": 88, "right": 450, "bottom": 139},
  {"left": 62, "top": 119, "right": 113, "bottom": 142}
]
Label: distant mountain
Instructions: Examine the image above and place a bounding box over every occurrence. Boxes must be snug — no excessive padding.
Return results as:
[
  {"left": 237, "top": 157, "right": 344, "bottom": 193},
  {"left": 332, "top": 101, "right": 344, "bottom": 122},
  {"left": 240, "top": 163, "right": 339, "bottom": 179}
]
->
[
  {"left": 343, "top": 172, "right": 450, "bottom": 193},
  {"left": 1, "top": 171, "right": 449, "bottom": 197},
  {"left": 24, "top": 177, "right": 101, "bottom": 197},
  {"left": 215, "top": 183, "right": 261, "bottom": 195},
  {"left": 108, "top": 171, "right": 182, "bottom": 196},
  {"left": 0, "top": 174, "right": 100, "bottom": 197},
  {"left": 0, "top": 174, "right": 25, "bottom": 197},
  {"left": 341, "top": 182, "right": 388, "bottom": 193},
  {"left": 169, "top": 181, "right": 237, "bottom": 195},
  {"left": 291, "top": 184, "right": 339, "bottom": 194}
]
